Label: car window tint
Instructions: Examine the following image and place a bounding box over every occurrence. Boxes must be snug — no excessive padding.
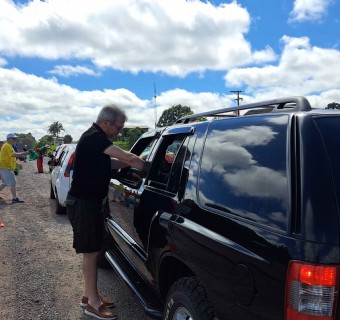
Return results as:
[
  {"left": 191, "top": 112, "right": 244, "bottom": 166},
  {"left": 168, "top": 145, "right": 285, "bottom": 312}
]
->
[
  {"left": 167, "top": 137, "right": 191, "bottom": 194},
  {"left": 58, "top": 150, "right": 69, "bottom": 166},
  {"left": 139, "top": 139, "right": 157, "bottom": 160},
  {"left": 147, "top": 135, "right": 188, "bottom": 191},
  {"left": 198, "top": 115, "right": 289, "bottom": 231}
]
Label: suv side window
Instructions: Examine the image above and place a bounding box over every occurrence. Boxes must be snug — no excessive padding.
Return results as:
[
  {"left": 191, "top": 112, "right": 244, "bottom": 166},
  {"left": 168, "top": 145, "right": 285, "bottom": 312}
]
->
[
  {"left": 199, "top": 115, "right": 289, "bottom": 231},
  {"left": 147, "top": 134, "right": 189, "bottom": 192}
]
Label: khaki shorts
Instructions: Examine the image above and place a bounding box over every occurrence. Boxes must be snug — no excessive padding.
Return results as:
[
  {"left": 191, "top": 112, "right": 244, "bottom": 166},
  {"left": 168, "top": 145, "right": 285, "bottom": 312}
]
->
[
  {"left": 0, "top": 168, "right": 16, "bottom": 186},
  {"left": 66, "top": 195, "right": 106, "bottom": 254}
]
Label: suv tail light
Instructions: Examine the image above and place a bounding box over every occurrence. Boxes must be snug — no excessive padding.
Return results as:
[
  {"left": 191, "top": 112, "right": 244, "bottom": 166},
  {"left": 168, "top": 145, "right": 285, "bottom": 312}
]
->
[
  {"left": 285, "top": 261, "right": 339, "bottom": 320},
  {"left": 64, "top": 152, "right": 75, "bottom": 177}
]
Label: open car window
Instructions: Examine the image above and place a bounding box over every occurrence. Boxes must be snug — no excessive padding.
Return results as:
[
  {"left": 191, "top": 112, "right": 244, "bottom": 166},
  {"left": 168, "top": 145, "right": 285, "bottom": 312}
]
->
[
  {"left": 114, "top": 135, "right": 158, "bottom": 189},
  {"left": 146, "top": 134, "right": 189, "bottom": 193}
]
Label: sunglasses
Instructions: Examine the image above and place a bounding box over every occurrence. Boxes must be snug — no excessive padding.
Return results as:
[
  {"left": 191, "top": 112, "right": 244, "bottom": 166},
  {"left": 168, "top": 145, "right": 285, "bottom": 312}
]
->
[{"left": 106, "top": 120, "right": 124, "bottom": 131}]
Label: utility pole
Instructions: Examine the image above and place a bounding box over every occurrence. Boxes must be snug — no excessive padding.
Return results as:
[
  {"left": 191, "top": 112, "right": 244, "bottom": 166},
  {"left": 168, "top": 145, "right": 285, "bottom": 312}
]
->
[
  {"left": 230, "top": 90, "right": 243, "bottom": 115},
  {"left": 230, "top": 90, "right": 243, "bottom": 106}
]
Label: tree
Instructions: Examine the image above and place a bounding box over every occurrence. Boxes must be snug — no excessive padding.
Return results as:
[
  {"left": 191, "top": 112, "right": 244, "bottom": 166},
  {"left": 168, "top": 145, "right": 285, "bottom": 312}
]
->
[
  {"left": 48, "top": 121, "right": 64, "bottom": 138},
  {"left": 157, "top": 105, "right": 193, "bottom": 127},
  {"left": 37, "top": 135, "right": 54, "bottom": 148},
  {"left": 326, "top": 102, "right": 340, "bottom": 109},
  {"left": 15, "top": 133, "right": 36, "bottom": 151},
  {"left": 63, "top": 134, "right": 73, "bottom": 144},
  {"left": 126, "top": 127, "right": 146, "bottom": 149}
]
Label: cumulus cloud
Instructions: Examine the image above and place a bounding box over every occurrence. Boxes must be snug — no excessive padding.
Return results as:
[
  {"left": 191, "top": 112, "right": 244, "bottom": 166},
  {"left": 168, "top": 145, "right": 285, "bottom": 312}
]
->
[
  {"left": 48, "top": 65, "right": 101, "bottom": 77},
  {"left": 0, "top": 66, "right": 233, "bottom": 140},
  {"left": 0, "top": 0, "right": 268, "bottom": 76},
  {"left": 0, "top": 0, "right": 339, "bottom": 141},
  {"left": 0, "top": 66, "right": 150, "bottom": 139},
  {"left": 224, "top": 35, "right": 340, "bottom": 106},
  {"left": 289, "top": 0, "right": 331, "bottom": 22}
]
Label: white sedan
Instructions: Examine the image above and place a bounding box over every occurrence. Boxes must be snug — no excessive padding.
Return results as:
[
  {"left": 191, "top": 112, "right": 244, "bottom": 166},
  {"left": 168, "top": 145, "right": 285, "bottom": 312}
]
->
[{"left": 50, "top": 144, "right": 77, "bottom": 214}]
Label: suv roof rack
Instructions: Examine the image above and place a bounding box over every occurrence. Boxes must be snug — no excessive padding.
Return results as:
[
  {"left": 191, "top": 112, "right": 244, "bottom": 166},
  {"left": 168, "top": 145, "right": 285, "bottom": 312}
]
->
[{"left": 175, "top": 96, "right": 312, "bottom": 124}]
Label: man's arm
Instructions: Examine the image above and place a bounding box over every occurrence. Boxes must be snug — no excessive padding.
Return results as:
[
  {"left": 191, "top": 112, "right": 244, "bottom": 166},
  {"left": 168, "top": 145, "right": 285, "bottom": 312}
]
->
[
  {"left": 110, "top": 158, "right": 131, "bottom": 170},
  {"left": 104, "top": 145, "right": 145, "bottom": 170},
  {"left": 12, "top": 151, "right": 31, "bottom": 158}
]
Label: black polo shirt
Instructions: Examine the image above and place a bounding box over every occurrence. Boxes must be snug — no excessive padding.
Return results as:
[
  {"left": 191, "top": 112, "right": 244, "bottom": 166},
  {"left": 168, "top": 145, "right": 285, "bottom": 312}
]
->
[{"left": 69, "top": 123, "right": 112, "bottom": 200}]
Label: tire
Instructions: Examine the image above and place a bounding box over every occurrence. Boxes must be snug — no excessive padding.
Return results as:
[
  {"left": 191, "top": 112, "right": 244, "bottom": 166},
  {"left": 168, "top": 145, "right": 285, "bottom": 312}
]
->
[
  {"left": 164, "top": 277, "right": 215, "bottom": 320},
  {"left": 50, "top": 182, "right": 56, "bottom": 199},
  {"left": 55, "top": 191, "right": 66, "bottom": 215}
]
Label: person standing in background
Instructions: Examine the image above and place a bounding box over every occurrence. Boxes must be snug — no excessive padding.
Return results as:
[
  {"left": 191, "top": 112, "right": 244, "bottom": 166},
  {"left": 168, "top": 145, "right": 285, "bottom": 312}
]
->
[
  {"left": 0, "top": 139, "right": 3, "bottom": 224},
  {"left": 0, "top": 133, "right": 32, "bottom": 203},
  {"left": 0, "top": 140, "right": 3, "bottom": 194},
  {"left": 36, "top": 144, "right": 49, "bottom": 173},
  {"left": 22, "top": 145, "right": 28, "bottom": 162}
]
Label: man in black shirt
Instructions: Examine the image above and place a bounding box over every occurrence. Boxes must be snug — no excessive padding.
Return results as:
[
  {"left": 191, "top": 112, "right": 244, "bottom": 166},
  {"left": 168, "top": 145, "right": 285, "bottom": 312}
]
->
[{"left": 67, "top": 104, "right": 147, "bottom": 320}]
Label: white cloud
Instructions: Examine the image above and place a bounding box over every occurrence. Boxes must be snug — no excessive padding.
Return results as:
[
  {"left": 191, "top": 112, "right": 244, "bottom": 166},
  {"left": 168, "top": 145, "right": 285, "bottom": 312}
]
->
[
  {"left": 0, "top": 0, "right": 339, "bottom": 141},
  {"left": 0, "top": 66, "right": 234, "bottom": 140},
  {"left": 157, "top": 88, "right": 233, "bottom": 115},
  {"left": 0, "top": 66, "right": 149, "bottom": 140},
  {"left": 48, "top": 65, "right": 101, "bottom": 77},
  {"left": 252, "top": 46, "right": 277, "bottom": 64},
  {"left": 289, "top": 0, "right": 331, "bottom": 22},
  {"left": 224, "top": 35, "right": 340, "bottom": 107},
  {"left": 0, "top": 0, "right": 264, "bottom": 76}
]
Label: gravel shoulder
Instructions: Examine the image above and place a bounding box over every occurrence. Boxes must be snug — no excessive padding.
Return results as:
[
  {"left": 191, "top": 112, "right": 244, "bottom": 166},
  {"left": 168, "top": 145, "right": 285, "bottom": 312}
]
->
[{"left": 0, "top": 160, "right": 152, "bottom": 320}]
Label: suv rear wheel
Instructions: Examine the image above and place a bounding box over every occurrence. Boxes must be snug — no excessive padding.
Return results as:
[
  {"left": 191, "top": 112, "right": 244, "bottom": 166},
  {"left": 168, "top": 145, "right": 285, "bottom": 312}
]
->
[{"left": 164, "top": 277, "right": 215, "bottom": 320}]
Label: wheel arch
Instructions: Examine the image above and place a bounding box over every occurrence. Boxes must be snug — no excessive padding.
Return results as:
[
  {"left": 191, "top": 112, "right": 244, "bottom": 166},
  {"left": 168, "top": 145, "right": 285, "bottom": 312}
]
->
[{"left": 158, "top": 256, "right": 195, "bottom": 300}]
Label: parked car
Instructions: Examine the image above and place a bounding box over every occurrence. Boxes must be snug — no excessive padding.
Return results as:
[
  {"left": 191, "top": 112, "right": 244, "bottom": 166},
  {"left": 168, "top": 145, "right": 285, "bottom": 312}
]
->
[
  {"left": 102, "top": 96, "right": 340, "bottom": 320},
  {"left": 50, "top": 144, "right": 76, "bottom": 214},
  {"left": 48, "top": 143, "right": 70, "bottom": 173}
]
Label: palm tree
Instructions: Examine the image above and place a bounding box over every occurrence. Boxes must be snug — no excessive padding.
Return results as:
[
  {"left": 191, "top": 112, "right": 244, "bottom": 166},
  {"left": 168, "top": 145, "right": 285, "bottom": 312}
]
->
[{"left": 48, "top": 121, "right": 64, "bottom": 138}]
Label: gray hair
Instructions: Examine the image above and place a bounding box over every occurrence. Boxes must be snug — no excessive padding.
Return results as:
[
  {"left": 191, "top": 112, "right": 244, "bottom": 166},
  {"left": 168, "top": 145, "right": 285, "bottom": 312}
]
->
[{"left": 96, "top": 104, "right": 127, "bottom": 124}]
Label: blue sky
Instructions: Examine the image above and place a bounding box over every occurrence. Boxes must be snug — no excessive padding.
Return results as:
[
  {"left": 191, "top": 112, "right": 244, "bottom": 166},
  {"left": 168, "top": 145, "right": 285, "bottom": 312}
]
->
[{"left": 0, "top": 0, "right": 339, "bottom": 140}]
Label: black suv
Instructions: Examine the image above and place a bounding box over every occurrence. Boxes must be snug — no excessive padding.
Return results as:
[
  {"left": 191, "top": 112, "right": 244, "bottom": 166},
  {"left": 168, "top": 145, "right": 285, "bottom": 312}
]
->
[{"left": 103, "top": 96, "right": 340, "bottom": 320}]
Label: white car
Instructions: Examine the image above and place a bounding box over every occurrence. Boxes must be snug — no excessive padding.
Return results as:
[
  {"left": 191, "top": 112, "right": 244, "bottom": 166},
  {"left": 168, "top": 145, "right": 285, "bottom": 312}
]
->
[{"left": 50, "top": 144, "right": 77, "bottom": 214}]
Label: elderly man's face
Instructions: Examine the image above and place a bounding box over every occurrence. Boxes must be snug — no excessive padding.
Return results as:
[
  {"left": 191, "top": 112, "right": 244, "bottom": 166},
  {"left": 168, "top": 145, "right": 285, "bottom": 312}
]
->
[{"left": 106, "top": 116, "right": 125, "bottom": 140}]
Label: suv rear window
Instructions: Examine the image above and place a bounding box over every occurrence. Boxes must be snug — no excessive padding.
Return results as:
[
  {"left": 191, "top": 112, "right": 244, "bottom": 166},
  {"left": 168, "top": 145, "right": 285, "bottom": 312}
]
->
[{"left": 198, "top": 115, "right": 289, "bottom": 231}]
